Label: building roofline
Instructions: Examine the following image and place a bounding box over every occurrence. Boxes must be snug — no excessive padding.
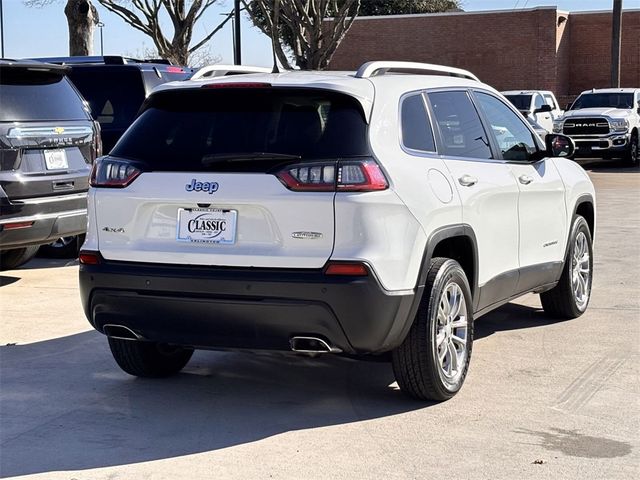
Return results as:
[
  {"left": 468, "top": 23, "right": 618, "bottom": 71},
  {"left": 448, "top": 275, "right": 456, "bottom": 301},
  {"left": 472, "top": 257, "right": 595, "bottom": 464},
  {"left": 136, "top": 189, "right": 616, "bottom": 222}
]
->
[{"left": 327, "top": 6, "right": 639, "bottom": 22}]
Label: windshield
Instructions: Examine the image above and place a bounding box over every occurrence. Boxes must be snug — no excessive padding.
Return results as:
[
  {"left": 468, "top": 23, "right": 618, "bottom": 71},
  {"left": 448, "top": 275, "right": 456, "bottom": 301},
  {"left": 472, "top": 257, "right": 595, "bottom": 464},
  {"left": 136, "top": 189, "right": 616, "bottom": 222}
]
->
[
  {"left": 0, "top": 69, "right": 89, "bottom": 122},
  {"left": 571, "top": 93, "right": 634, "bottom": 110},
  {"left": 504, "top": 95, "right": 532, "bottom": 111},
  {"left": 111, "top": 88, "right": 370, "bottom": 172}
]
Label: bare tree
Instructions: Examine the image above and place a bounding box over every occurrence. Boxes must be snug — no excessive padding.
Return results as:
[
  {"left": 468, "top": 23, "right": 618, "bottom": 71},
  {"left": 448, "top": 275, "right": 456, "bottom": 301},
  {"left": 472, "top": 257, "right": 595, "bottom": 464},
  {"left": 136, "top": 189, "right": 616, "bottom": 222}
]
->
[
  {"left": 243, "top": 0, "right": 361, "bottom": 70},
  {"left": 25, "top": 0, "right": 99, "bottom": 55},
  {"left": 96, "top": 1, "right": 233, "bottom": 65}
]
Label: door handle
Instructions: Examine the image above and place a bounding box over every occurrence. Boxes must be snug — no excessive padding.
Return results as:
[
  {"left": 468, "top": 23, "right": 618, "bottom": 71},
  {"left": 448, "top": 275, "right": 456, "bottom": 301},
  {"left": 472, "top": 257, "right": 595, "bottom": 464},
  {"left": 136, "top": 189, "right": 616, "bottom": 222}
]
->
[
  {"left": 458, "top": 175, "right": 478, "bottom": 187},
  {"left": 519, "top": 174, "right": 534, "bottom": 185}
]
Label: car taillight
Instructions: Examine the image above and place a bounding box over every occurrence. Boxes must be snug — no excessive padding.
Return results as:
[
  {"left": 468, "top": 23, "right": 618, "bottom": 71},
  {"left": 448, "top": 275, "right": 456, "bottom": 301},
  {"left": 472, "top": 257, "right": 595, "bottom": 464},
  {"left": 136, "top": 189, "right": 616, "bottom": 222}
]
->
[
  {"left": 202, "top": 83, "right": 272, "bottom": 89},
  {"left": 276, "top": 159, "right": 388, "bottom": 192},
  {"left": 90, "top": 157, "right": 142, "bottom": 188},
  {"left": 92, "top": 121, "right": 102, "bottom": 160}
]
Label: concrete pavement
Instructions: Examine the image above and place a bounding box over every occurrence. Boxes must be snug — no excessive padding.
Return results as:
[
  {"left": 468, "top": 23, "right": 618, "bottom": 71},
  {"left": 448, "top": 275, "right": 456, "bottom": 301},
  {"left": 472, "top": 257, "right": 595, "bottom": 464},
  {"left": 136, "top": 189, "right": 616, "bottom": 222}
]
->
[{"left": 1, "top": 161, "right": 638, "bottom": 479}]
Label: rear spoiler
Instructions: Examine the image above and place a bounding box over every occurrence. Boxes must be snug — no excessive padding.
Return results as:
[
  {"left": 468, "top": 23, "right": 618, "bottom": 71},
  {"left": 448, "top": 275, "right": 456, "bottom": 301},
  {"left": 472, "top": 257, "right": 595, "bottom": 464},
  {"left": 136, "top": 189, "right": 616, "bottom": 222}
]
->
[{"left": 1, "top": 59, "right": 70, "bottom": 75}]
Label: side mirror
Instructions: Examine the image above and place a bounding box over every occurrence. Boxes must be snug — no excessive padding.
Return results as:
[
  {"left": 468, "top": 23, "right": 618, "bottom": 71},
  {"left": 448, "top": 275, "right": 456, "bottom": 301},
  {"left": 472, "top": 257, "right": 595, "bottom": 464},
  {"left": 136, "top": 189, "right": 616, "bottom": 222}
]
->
[
  {"left": 546, "top": 134, "right": 575, "bottom": 158},
  {"left": 533, "top": 104, "right": 553, "bottom": 114}
]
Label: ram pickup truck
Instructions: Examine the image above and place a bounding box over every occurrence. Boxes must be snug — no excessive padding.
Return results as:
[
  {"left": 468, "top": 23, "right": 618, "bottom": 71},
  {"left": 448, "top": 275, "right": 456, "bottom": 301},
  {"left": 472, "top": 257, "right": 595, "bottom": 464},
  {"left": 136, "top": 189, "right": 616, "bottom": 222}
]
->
[{"left": 553, "top": 88, "right": 639, "bottom": 166}]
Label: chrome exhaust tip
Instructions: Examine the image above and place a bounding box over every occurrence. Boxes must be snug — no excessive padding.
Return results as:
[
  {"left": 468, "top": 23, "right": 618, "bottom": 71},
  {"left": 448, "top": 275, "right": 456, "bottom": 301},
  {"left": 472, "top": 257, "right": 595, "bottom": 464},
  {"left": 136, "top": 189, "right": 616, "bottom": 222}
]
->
[
  {"left": 290, "top": 336, "right": 342, "bottom": 354},
  {"left": 102, "top": 324, "right": 143, "bottom": 341}
]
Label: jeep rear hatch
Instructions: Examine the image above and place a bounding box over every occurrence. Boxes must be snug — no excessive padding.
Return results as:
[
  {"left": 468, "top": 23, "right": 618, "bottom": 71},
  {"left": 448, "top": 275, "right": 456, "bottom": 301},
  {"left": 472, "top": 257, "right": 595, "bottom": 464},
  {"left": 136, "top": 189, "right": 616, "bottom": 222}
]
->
[{"left": 92, "top": 87, "right": 378, "bottom": 268}]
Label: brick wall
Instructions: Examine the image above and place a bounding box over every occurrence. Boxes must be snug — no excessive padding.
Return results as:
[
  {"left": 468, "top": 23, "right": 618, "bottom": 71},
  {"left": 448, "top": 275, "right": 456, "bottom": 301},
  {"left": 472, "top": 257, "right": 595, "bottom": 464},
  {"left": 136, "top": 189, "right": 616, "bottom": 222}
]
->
[{"left": 327, "top": 7, "right": 640, "bottom": 101}]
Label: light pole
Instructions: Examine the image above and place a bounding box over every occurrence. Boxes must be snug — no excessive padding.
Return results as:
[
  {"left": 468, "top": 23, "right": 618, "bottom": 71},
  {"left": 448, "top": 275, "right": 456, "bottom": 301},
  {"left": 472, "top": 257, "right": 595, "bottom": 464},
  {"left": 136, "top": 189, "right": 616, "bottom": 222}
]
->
[
  {"left": 233, "top": 0, "right": 241, "bottom": 65},
  {"left": 97, "top": 21, "right": 104, "bottom": 56},
  {"left": 1, "top": 0, "right": 5, "bottom": 58},
  {"left": 611, "top": 0, "right": 623, "bottom": 87}
]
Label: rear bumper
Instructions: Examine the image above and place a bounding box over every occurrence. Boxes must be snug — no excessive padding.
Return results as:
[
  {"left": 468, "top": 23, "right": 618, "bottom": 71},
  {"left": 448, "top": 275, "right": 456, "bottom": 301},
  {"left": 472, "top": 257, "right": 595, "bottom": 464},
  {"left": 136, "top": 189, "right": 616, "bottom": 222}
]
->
[
  {"left": 79, "top": 260, "right": 417, "bottom": 355},
  {"left": 0, "top": 192, "right": 87, "bottom": 249}
]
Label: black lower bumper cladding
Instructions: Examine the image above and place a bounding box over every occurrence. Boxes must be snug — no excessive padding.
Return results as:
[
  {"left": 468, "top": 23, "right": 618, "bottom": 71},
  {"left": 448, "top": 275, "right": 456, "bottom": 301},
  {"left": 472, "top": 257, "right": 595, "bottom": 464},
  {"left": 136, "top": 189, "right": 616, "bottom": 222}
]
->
[{"left": 80, "top": 259, "right": 416, "bottom": 355}]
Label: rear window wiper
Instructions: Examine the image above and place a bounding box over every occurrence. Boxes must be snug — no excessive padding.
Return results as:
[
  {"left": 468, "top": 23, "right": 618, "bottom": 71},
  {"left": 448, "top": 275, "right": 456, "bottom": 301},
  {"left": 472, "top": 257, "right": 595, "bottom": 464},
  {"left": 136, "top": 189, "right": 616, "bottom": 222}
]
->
[{"left": 201, "top": 152, "right": 301, "bottom": 166}]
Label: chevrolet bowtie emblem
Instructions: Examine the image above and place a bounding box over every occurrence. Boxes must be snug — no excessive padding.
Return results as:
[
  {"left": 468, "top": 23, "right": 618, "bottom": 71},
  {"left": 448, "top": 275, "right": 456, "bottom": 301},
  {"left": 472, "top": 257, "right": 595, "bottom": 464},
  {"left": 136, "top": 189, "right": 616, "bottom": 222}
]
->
[{"left": 54, "top": 127, "right": 65, "bottom": 134}]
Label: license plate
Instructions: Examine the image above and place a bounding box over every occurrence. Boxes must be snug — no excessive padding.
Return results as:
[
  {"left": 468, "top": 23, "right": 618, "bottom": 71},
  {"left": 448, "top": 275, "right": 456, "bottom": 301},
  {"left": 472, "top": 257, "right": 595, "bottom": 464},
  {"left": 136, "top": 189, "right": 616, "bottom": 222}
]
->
[
  {"left": 44, "top": 149, "right": 69, "bottom": 170},
  {"left": 176, "top": 208, "right": 237, "bottom": 244}
]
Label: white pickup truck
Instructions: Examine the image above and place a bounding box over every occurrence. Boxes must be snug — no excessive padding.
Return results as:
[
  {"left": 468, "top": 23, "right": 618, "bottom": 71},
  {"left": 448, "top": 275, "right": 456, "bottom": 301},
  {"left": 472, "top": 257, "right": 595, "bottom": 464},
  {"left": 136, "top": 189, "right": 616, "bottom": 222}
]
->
[
  {"left": 553, "top": 88, "right": 640, "bottom": 166},
  {"left": 502, "top": 90, "right": 563, "bottom": 135}
]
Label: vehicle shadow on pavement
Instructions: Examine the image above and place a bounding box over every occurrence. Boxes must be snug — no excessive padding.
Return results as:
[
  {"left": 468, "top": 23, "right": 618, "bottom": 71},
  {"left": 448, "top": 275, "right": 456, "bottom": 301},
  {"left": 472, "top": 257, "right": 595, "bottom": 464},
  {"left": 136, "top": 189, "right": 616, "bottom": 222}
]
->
[
  {"left": 0, "top": 331, "right": 421, "bottom": 477},
  {"left": 474, "top": 302, "right": 574, "bottom": 340},
  {"left": 0, "top": 275, "right": 20, "bottom": 287},
  {"left": 17, "top": 257, "right": 79, "bottom": 270}
]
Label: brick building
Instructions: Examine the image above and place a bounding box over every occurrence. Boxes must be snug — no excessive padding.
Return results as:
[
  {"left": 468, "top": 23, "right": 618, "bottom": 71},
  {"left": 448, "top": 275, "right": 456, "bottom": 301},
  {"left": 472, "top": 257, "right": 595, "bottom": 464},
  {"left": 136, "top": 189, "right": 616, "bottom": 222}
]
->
[{"left": 328, "top": 6, "right": 640, "bottom": 105}]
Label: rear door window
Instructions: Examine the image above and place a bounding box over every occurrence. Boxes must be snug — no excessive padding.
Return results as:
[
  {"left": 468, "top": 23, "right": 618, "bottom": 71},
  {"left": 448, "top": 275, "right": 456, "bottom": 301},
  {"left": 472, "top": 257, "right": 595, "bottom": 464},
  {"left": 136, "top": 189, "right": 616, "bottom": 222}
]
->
[
  {"left": 401, "top": 93, "right": 435, "bottom": 152},
  {"left": 110, "top": 88, "right": 371, "bottom": 172},
  {"left": 0, "top": 69, "right": 88, "bottom": 121},
  {"left": 427, "top": 91, "right": 492, "bottom": 159},
  {"left": 67, "top": 67, "right": 146, "bottom": 129}
]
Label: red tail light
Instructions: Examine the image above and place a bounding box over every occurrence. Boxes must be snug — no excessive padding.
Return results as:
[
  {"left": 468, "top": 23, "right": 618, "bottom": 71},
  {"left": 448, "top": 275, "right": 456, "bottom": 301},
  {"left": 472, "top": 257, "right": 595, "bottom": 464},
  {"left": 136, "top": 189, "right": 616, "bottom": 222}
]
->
[
  {"left": 324, "top": 262, "right": 369, "bottom": 276},
  {"left": 165, "top": 66, "right": 185, "bottom": 73},
  {"left": 276, "top": 159, "right": 388, "bottom": 192},
  {"left": 90, "top": 157, "right": 142, "bottom": 188},
  {"left": 1, "top": 221, "right": 34, "bottom": 231},
  {"left": 202, "top": 83, "right": 272, "bottom": 89},
  {"left": 79, "top": 251, "right": 101, "bottom": 265}
]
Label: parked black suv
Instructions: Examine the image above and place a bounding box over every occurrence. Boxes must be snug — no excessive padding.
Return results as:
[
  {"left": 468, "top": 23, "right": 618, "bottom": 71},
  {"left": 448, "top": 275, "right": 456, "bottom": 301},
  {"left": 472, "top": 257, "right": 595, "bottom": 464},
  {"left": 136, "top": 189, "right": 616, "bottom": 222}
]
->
[
  {"left": 32, "top": 56, "right": 193, "bottom": 152},
  {"left": 0, "top": 60, "right": 99, "bottom": 270}
]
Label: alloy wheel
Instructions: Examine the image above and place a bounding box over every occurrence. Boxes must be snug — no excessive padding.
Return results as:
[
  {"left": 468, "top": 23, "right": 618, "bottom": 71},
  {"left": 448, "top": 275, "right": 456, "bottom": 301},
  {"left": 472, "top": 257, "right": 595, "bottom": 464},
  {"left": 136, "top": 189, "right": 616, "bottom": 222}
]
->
[
  {"left": 435, "top": 282, "right": 468, "bottom": 386},
  {"left": 572, "top": 231, "right": 591, "bottom": 311}
]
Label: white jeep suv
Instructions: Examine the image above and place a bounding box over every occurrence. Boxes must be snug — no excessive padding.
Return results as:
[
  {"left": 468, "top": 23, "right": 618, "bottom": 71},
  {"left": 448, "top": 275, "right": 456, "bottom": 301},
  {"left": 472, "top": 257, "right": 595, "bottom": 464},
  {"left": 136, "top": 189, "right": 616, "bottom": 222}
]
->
[{"left": 79, "top": 62, "right": 596, "bottom": 401}]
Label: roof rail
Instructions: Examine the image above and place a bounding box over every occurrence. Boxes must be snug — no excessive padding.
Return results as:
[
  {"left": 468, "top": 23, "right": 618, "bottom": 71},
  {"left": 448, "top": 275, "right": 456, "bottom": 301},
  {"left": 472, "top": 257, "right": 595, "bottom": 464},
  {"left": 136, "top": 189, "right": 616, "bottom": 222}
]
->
[
  {"left": 28, "top": 56, "right": 174, "bottom": 66},
  {"left": 355, "top": 61, "right": 480, "bottom": 82},
  {"left": 190, "top": 64, "right": 272, "bottom": 80}
]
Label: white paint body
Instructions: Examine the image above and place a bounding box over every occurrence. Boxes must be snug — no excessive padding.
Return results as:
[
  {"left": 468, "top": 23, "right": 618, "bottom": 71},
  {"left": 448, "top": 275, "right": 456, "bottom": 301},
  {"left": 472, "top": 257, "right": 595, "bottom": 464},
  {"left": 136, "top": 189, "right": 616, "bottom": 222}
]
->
[{"left": 85, "top": 70, "right": 596, "bottom": 295}]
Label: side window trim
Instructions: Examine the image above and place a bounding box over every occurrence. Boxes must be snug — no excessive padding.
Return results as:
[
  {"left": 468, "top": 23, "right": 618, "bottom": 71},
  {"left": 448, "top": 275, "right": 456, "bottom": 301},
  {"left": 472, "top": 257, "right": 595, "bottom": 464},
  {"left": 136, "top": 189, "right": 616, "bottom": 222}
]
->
[
  {"left": 399, "top": 90, "right": 437, "bottom": 155},
  {"left": 470, "top": 89, "right": 545, "bottom": 164},
  {"left": 423, "top": 88, "right": 498, "bottom": 161}
]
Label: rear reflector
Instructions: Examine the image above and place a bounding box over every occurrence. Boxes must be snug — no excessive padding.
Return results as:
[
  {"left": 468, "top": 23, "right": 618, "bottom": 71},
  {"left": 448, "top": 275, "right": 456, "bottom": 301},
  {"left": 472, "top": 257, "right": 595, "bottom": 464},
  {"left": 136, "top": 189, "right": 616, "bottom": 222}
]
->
[
  {"left": 276, "top": 159, "right": 388, "bottom": 192},
  {"left": 324, "top": 262, "right": 368, "bottom": 276},
  {"left": 202, "top": 82, "right": 272, "bottom": 89},
  {"left": 2, "top": 221, "right": 34, "bottom": 230},
  {"left": 79, "top": 251, "right": 101, "bottom": 265}
]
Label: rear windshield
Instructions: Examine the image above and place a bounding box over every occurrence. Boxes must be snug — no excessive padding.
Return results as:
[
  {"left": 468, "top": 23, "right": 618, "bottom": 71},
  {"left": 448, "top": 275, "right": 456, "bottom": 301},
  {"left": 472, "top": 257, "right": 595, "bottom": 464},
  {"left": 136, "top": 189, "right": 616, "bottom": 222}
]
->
[
  {"left": 0, "top": 69, "right": 89, "bottom": 122},
  {"left": 67, "top": 67, "right": 146, "bottom": 129},
  {"left": 110, "top": 88, "right": 370, "bottom": 172},
  {"left": 570, "top": 93, "right": 634, "bottom": 110}
]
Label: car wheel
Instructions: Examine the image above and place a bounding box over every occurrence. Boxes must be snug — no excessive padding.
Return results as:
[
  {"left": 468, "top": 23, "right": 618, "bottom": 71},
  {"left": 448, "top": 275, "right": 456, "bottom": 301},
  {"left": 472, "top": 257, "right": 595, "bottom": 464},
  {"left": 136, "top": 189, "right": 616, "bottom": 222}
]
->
[
  {"left": 541, "top": 215, "right": 593, "bottom": 319},
  {"left": 108, "top": 337, "right": 194, "bottom": 378},
  {"left": 392, "top": 257, "right": 473, "bottom": 401},
  {"left": 38, "top": 234, "right": 84, "bottom": 259},
  {"left": 625, "top": 132, "right": 638, "bottom": 167},
  {"left": 0, "top": 246, "right": 39, "bottom": 271}
]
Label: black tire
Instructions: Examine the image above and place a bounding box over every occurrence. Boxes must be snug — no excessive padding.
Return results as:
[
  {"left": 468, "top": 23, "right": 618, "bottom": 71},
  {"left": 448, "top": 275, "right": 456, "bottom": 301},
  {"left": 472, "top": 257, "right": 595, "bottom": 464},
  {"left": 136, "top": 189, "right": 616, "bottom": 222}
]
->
[
  {"left": 0, "top": 246, "right": 39, "bottom": 271},
  {"left": 392, "top": 257, "right": 474, "bottom": 401},
  {"left": 624, "top": 131, "right": 638, "bottom": 167},
  {"left": 108, "top": 337, "right": 194, "bottom": 378},
  {"left": 540, "top": 215, "right": 593, "bottom": 319},
  {"left": 38, "top": 234, "right": 84, "bottom": 259}
]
